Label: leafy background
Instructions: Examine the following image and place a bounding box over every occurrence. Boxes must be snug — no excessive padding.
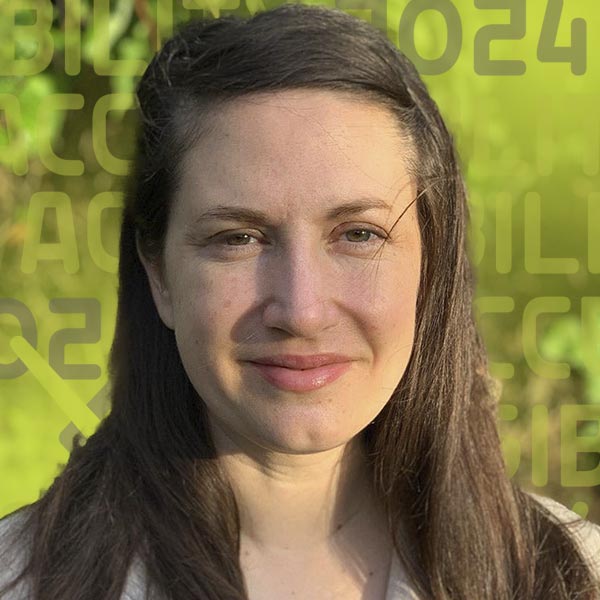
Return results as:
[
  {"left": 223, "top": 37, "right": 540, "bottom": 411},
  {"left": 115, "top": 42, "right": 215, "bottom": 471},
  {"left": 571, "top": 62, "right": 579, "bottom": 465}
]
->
[{"left": 1, "top": 0, "right": 599, "bottom": 522}]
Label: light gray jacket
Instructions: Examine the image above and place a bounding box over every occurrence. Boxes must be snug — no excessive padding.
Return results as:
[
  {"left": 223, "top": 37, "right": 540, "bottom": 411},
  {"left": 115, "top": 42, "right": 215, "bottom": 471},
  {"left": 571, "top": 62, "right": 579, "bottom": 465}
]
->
[{"left": 1, "top": 494, "right": 599, "bottom": 599}]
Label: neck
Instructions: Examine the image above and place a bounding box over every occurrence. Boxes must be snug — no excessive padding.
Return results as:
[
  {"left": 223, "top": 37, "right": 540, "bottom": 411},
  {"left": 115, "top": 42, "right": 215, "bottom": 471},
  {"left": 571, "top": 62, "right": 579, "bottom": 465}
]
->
[{"left": 211, "top": 423, "right": 381, "bottom": 553}]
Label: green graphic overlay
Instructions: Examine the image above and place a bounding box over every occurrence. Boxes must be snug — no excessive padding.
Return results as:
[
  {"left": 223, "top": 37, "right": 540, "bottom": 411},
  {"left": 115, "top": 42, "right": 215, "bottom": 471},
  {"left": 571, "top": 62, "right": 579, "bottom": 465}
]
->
[{"left": 1, "top": 0, "right": 598, "bottom": 521}]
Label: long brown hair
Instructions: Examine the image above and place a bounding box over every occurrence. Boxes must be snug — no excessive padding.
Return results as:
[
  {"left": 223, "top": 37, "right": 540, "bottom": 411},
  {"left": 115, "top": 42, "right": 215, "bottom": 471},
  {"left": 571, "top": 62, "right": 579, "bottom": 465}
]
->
[{"left": 1, "top": 5, "right": 597, "bottom": 599}]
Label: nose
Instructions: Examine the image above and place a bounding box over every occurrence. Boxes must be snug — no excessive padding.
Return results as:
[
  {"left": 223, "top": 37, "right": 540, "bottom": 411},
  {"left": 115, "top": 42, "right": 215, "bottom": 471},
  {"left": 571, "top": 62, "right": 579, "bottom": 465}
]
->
[{"left": 261, "top": 243, "right": 338, "bottom": 338}]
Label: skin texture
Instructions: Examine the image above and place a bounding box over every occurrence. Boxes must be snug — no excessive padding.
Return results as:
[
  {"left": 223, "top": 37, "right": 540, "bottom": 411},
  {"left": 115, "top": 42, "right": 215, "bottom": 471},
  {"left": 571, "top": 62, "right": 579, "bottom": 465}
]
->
[{"left": 139, "top": 89, "right": 422, "bottom": 597}]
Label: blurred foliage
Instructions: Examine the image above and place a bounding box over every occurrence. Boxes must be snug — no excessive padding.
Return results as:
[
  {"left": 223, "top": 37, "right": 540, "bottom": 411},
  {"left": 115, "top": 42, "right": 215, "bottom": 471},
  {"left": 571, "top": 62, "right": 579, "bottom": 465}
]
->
[{"left": 0, "top": 0, "right": 599, "bottom": 522}]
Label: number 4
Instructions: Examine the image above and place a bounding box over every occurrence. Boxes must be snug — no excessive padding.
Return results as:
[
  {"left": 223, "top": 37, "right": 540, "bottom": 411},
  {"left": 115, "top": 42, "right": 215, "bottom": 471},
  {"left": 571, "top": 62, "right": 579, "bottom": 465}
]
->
[{"left": 538, "top": 0, "right": 587, "bottom": 75}]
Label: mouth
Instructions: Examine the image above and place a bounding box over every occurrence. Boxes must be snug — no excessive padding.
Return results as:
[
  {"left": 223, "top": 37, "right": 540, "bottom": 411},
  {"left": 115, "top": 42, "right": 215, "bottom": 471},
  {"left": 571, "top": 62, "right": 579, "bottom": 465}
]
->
[{"left": 245, "top": 361, "right": 353, "bottom": 392}]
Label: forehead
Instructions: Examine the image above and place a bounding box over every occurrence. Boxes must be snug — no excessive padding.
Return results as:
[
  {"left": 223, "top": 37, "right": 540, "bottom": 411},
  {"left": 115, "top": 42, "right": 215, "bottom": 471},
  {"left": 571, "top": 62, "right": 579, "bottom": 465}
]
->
[{"left": 175, "top": 89, "right": 415, "bottom": 218}]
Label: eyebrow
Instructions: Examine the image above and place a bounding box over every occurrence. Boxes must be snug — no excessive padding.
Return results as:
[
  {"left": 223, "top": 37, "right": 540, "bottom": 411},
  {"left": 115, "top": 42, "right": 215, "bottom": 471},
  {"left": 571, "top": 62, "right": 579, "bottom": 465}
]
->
[{"left": 194, "top": 198, "right": 394, "bottom": 226}]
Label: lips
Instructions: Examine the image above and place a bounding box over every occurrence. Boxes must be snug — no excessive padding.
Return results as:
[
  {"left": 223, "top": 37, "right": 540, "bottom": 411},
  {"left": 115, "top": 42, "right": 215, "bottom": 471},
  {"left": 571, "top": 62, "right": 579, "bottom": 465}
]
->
[
  {"left": 245, "top": 354, "right": 354, "bottom": 392},
  {"left": 248, "top": 353, "right": 353, "bottom": 370}
]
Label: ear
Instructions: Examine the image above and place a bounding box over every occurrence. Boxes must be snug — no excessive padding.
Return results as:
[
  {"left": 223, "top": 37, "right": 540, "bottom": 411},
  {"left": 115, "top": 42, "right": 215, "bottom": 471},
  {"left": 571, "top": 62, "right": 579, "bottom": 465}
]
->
[{"left": 136, "top": 233, "right": 175, "bottom": 330}]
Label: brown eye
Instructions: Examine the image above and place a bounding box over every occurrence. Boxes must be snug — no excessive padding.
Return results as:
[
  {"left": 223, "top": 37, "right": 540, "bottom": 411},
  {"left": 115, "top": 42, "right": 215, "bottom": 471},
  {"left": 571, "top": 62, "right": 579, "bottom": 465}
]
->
[{"left": 225, "top": 233, "right": 256, "bottom": 246}]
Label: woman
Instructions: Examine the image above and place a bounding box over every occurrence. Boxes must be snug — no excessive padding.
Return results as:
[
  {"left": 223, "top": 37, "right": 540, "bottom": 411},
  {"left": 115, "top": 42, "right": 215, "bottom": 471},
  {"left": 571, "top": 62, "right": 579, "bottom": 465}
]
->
[{"left": 1, "top": 4, "right": 599, "bottom": 599}]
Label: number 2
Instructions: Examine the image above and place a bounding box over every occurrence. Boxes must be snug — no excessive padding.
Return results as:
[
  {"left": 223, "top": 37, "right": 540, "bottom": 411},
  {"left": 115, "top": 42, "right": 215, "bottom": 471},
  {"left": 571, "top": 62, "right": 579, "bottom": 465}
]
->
[{"left": 474, "top": 0, "right": 526, "bottom": 76}]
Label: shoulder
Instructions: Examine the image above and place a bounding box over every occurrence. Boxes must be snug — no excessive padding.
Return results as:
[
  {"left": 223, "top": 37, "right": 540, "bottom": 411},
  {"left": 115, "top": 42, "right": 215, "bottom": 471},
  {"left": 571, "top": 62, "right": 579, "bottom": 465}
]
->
[
  {"left": 0, "top": 509, "right": 32, "bottom": 599},
  {"left": 385, "top": 493, "right": 600, "bottom": 600},
  {"left": 0, "top": 510, "right": 147, "bottom": 600},
  {"left": 527, "top": 492, "right": 600, "bottom": 578}
]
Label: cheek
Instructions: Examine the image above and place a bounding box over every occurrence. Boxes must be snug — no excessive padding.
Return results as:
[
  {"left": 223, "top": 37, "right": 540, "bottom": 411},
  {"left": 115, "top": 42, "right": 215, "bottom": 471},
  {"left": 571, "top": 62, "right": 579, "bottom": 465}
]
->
[
  {"left": 171, "top": 268, "right": 248, "bottom": 343},
  {"left": 368, "top": 290, "right": 418, "bottom": 350},
  {"left": 352, "top": 255, "right": 420, "bottom": 322},
  {"left": 361, "top": 259, "right": 420, "bottom": 363}
]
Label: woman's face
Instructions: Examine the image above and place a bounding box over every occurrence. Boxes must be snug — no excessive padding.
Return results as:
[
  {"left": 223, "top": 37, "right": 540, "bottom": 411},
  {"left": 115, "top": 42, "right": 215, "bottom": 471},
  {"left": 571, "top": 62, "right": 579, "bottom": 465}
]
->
[{"left": 141, "top": 89, "right": 422, "bottom": 454}]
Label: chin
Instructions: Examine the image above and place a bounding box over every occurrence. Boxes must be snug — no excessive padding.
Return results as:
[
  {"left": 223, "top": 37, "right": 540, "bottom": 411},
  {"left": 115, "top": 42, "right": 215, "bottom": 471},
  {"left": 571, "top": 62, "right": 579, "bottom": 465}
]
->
[{"left": 255, "top": 418, "right": 363, "bottom": 455}]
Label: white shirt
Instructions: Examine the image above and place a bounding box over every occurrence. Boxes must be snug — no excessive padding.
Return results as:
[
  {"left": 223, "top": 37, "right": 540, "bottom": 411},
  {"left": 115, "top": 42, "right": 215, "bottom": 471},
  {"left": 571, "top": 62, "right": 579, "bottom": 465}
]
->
[{"left": 1, "top": 494, "right": 599, "bottom": 599}]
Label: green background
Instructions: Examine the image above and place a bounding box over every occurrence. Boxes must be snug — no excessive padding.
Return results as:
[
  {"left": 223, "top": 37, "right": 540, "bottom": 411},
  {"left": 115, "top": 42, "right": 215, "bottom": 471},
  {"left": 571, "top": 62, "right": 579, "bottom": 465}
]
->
[{"left": 1, "top": 0, "right": 599, "bottom": 522}]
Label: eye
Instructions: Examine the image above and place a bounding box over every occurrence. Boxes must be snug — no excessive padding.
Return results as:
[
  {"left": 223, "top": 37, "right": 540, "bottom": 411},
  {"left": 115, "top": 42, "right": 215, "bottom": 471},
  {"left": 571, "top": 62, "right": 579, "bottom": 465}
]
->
[
  {"left": 221, "top": 232, "right": 259, "bottom": 246},
  {"left": 209, "top": 231, "right": 263, "bottom": 253},
  {"left": 342, "top": 227, "right": 385, "bottom": 244},
  {"left": 336, "top": 225, "right": 389, "bottom": 255}
]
